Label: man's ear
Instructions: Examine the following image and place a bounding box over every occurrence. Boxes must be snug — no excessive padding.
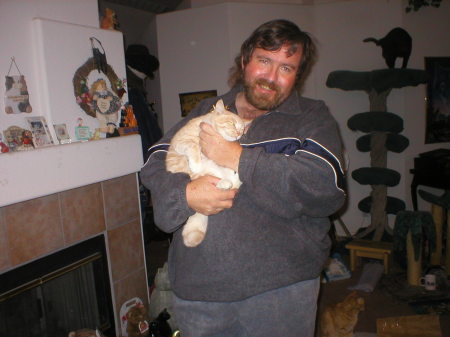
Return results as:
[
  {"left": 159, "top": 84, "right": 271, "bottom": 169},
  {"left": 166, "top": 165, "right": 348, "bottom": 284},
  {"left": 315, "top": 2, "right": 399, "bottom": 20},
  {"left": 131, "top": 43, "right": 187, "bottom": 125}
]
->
[{"left": 241, "top": 56, "right": 244, "bottom": 70}]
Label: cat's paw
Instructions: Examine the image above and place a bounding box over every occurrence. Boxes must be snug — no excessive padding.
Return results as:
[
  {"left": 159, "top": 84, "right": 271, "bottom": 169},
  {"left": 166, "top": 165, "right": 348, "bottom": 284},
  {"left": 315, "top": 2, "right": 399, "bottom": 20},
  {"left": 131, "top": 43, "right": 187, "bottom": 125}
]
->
[
  {"left": 216, "top": 179, "right": 232, "bottom": 190},
  {"left": 183, "top": 230, "right": 205, "bottom": 247}
]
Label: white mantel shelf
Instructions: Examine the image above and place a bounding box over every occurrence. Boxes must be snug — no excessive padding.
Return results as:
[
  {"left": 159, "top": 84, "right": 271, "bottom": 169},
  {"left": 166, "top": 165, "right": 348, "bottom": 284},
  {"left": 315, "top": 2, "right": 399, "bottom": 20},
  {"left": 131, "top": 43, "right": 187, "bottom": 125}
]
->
[{"left": 0, "top": 135, "right": 143, "bottom": 208}]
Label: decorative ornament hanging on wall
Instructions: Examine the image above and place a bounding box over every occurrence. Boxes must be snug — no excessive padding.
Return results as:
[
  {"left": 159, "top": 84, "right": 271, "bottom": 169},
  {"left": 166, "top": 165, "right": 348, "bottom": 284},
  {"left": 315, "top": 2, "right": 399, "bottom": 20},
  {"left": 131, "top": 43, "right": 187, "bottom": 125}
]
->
[
  {"left": 4, "top": 57, "right": 32, "bottom": 114},
  {"left": 72, "top": 37, "right": 126, "bottom": 134}
]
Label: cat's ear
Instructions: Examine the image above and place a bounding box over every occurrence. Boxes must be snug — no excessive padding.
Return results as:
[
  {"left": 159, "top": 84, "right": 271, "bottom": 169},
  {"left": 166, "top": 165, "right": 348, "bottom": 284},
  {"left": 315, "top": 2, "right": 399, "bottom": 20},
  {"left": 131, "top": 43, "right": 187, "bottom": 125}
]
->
[{"left": 215, "top": 99, "right": 226, "bottom": 114}]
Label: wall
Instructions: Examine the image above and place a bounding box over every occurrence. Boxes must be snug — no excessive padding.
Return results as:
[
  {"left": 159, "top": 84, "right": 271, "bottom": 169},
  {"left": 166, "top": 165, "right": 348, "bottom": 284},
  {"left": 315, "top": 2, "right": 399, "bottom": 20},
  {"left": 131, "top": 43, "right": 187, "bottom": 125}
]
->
[
  {"left": 155, "top": 0, "right": 450, "bottom": 235},
  {"left": 402, "top": 1, "right": 450, "bottom": 211},
  {"left": 156, "top": 2, "right": 314, "bottom": 132},
  {"left": 100, "top": 1, "right": 164, "bottom": 129},
  {"left": 315, "top": 0, "right": 450, "bottom": 232},
  {"left": 0, "top": 0, "right": 100, "bottom": 135},
  {"left": 314, "top": 0, "right": 406, "bottom": 233}
]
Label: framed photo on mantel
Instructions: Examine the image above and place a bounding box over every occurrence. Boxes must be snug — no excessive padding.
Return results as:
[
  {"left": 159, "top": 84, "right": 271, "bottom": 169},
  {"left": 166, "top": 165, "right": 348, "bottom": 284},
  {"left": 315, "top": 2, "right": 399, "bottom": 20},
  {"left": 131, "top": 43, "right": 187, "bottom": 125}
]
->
[
  {"left": 26, "top": 116, "right": 54, "bottom": 148},
  {"left": 425, "top": 57, "right": 450, "bottom": 144}
]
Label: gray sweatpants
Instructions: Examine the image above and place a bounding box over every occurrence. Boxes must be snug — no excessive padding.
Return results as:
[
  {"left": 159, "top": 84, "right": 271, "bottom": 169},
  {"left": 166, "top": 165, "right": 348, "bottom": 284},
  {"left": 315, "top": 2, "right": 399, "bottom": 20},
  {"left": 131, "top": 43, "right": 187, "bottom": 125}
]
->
[{"left": 172, "top": 277, "right": 320, "bottom": 337}]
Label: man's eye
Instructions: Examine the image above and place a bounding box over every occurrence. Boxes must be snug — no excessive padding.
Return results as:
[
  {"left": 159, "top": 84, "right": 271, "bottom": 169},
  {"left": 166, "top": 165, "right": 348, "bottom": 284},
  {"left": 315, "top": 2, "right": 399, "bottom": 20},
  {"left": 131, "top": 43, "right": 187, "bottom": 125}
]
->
[
  {"left": 281, "top": 66, "right": 292, "bottom": 72},
  {"left": 259, "top": 58, "right": 269, "bottom": 64}
]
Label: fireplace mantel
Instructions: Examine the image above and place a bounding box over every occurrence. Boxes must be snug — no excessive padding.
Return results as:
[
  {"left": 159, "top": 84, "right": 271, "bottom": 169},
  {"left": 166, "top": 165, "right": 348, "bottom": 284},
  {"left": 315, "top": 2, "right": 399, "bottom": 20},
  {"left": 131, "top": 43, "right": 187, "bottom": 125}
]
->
[{"left": 0, "top": 134, "right": 143, "bottom": 207}]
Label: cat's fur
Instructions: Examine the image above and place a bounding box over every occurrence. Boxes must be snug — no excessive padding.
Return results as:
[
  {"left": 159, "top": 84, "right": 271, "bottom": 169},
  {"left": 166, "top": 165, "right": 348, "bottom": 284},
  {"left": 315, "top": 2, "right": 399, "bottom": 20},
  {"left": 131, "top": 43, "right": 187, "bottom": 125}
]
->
[
  {"left": 319, "top": 291, "right": 365, "bottom": 337},
  {"left": 363, "top": 27, "right": 412, "bottom": 69},
  {"left": 166, "top": 99, "right": 246, "bottom": 247}
]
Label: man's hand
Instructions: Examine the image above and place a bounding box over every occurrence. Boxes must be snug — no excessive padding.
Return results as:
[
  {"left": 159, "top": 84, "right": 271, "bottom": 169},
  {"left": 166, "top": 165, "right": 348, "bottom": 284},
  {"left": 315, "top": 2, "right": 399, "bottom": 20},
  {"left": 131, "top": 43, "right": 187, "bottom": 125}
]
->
[
  {"left": 186, "top": 175, "right": 238, "bottom": 215},
  {"left": 199, "top": 122, "right": 242, "bottom": 172}
]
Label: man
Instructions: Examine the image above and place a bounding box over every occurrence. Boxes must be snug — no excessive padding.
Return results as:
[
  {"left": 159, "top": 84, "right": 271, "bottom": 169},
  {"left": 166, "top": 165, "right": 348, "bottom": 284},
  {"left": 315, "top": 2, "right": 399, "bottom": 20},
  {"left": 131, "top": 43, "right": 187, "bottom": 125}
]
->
[{"left": 141, "top": 19, "right": 346, "bottom": 337}]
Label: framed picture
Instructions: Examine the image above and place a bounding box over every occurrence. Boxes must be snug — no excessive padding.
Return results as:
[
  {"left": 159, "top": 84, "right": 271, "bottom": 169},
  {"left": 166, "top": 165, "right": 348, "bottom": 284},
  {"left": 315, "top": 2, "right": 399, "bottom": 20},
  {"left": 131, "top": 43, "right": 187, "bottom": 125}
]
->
[
  {"left": 53, "top": 123, "right": 72, "bottom": 144},
  {"left": 179, "top": 90, "right": 217, "bottom": 117},
  {"left": 425, "top": 57, "right": 450, "bottom": 144},
  {"left": 26, "top": 116, "right": 55, "bottom": 147}
]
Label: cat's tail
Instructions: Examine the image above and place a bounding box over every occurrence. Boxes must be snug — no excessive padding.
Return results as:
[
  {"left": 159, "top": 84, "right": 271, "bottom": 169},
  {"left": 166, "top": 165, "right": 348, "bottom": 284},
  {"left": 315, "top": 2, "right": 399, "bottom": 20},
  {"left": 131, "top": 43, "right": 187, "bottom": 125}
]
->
[{"left": 363, "top": 37, "right": 380, "bottom": 45}]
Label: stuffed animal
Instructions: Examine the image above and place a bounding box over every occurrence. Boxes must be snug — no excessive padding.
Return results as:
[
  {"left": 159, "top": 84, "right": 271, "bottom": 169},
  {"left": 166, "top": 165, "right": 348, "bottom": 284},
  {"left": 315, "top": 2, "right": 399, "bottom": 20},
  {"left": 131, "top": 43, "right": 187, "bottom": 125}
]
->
[{"left": 126, "top": 304, "right": 150, "bottom": 337}]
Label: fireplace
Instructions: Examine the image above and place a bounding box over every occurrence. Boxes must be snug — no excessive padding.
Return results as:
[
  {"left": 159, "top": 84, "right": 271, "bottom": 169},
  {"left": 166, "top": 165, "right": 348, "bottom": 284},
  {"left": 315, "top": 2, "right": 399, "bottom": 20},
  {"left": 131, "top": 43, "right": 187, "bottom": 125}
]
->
[
  {"left": 0, "top": 136, "right": 149, "bottom": 336},
  {"left": 0, "top": 235, "right": 115, "bottom": 337}
]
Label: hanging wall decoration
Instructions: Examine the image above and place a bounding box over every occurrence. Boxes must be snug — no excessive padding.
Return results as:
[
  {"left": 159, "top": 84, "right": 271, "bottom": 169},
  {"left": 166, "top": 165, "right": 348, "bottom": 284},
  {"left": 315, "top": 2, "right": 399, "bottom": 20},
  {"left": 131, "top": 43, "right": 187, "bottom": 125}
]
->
[
  {"left": 72, "top": 38, "right": 125, "bottom": 134},
  {"left": 4, "top": 57, "right": 32, "bottom": 114}
]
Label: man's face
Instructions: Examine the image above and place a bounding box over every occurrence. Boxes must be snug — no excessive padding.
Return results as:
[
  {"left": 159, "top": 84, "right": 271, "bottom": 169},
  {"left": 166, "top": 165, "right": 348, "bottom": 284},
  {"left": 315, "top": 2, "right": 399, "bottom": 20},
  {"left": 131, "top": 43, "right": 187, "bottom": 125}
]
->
[{"left": 242, "top": 45, "right": 302, "bottom": 111}]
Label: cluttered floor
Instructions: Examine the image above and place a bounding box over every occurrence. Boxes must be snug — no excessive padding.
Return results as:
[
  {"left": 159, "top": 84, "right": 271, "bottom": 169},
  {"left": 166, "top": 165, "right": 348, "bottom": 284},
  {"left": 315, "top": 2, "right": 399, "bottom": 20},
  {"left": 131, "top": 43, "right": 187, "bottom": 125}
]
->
[{"left": 144, "top": 239, "right": 450, "bottom": 336}]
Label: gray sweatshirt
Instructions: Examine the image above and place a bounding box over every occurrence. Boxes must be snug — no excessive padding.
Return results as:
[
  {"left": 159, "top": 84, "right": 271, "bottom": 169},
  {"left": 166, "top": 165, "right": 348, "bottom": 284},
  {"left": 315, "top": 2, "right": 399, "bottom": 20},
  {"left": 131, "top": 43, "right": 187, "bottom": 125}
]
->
[{"left": 140, "top": 86, "right": 346, "bottom": 302}]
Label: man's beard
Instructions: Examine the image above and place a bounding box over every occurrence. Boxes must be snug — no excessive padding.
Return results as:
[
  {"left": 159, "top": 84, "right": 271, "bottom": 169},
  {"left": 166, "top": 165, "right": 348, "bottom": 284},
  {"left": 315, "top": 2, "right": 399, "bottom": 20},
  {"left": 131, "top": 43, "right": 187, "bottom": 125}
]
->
[{"left": 243, "top": 78, "right": 285, "bottom": 111}]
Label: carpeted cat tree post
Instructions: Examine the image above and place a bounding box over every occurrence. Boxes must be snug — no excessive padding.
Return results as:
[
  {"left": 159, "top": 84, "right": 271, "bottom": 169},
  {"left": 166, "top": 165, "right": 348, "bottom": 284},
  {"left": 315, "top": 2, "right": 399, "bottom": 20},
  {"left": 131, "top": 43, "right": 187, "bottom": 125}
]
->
[{"left": 326, "top": 69, "right": 428, "bottom": 241}]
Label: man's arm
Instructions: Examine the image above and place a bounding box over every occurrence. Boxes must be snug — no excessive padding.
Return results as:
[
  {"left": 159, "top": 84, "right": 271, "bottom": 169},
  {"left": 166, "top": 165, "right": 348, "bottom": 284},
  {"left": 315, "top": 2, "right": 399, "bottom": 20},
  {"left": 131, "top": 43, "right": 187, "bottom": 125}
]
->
[
  {"left": 140, "top": 99, "right": 238, "bottom": 233},
  {"left": 198, "top": 100, "right": 346, "bottom": 220}
]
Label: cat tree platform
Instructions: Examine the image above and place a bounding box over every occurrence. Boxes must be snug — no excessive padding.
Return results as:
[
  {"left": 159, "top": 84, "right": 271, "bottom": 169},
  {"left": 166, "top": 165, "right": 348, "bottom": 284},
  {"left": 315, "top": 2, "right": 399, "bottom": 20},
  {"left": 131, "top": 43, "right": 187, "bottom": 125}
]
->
[{"left": 346, "top": 239, "right": 393, "bottom": 274}]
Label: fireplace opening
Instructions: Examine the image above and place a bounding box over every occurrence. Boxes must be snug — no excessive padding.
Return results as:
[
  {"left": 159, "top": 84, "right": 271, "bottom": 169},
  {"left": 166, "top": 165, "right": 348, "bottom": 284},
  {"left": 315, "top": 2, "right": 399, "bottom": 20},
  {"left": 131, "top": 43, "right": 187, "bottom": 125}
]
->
[{"left": 0, "top": 235, "right": 115, "bottom": 337}]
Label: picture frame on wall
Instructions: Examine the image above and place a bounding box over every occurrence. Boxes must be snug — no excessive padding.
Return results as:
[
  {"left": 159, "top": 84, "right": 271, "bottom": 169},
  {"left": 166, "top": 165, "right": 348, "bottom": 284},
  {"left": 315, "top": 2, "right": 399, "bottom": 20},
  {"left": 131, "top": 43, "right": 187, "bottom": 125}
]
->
[
  {"left": 26, "top": 116, "right": 54, "bottom": 148},
  {"left": 179, "top": 90, "right": 218, "bottom": 117},
  {"left": 425, "top": 57, "right": 450, "bottom": 144}
]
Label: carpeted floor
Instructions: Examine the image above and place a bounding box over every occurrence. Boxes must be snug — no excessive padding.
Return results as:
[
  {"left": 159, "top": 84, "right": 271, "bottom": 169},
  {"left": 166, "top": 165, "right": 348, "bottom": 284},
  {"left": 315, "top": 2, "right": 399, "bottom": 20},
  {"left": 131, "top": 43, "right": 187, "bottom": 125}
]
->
[
  {"left": 317, "top": 257, "right": 450, "bottom": 336},
  {"left": 145, "top": 239, "right": 450, "bottom": 336}
]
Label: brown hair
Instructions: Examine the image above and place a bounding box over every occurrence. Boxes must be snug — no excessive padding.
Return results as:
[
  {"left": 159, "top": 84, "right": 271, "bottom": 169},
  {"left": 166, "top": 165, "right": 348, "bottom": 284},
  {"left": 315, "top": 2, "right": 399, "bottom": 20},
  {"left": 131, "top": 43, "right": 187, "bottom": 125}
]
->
[{"left": 228, "top": 19, "right": 316, "bottom": 89}]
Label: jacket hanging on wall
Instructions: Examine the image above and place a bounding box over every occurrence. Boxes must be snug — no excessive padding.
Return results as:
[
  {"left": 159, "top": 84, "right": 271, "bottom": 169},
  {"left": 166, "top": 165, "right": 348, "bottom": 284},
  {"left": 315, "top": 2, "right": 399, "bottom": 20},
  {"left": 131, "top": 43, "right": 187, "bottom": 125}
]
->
[{"left": 4, "top": 57, "right": 32, "bottom": 114}]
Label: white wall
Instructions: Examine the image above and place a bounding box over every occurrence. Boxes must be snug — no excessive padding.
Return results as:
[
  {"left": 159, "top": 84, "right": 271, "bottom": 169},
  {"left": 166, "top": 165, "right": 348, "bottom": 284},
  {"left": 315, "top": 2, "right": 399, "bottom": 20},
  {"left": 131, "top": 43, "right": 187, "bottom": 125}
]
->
[
  {"left": 156, "top": 3, "right": 232, "bottom": 131},
  {"left": 100, "top": 1, "right": 164, "bottom": 128},
  {"left": 315, "top": 0, "right": 406, "bottom": 234},
  {"left": 155, "top": 0, "right": 450, "bottom": 236},
  {"left": 156, "top": 2, "right": 314, "bottom": 132},
  {"left": 0, "top": 0, "right": 99, "bottom": 135}
]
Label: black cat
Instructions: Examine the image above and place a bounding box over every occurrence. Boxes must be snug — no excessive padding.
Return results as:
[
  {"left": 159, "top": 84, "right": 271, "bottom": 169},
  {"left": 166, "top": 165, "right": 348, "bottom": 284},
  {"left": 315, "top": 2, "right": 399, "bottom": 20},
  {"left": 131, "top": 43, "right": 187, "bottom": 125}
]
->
[
  {"left": 364, "top": 27, "right": 412, "bottom": 69},
  {"left": 149, "top": 309, "right": 172, "bottom": 337}
]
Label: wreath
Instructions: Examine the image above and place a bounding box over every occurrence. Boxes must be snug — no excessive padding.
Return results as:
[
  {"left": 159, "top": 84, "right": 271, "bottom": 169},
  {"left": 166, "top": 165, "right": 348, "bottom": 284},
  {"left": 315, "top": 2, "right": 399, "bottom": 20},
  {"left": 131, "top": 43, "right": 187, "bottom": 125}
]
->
[{"left": 72, "top": 57, "right": 125, "bottom": 118}]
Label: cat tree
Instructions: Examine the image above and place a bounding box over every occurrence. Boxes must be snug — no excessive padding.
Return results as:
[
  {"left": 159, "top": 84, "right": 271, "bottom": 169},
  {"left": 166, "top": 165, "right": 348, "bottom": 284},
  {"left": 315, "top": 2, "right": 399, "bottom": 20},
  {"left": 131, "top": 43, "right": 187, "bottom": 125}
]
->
[{"left": 326, "top": 68, "right": 428, "bottom": 241}]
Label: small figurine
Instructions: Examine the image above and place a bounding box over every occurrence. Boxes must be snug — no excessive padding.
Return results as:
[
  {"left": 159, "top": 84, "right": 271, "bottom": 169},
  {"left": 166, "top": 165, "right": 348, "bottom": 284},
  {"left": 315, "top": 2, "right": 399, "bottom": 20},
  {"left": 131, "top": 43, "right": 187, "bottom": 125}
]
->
[
  {"left": 124, "top": 105, "right": 138, "bottom": 128},
  {"left": 100, "top": 8, "right": 120, "bottom": 30},
  {"left": 75, "top": 118, "right": 91, "bottom": 141},
  {"left": 0, "top": 134, "right": 9, "bottom": 153},
  {"left": 17, "top": 130, "right": 34, "bottom": 151},
  {"left": 90, "top": 128, "right": 102, "bottom": 140},
  {"left": 149, "top": 309, "right": 172, "bottom": 337}
]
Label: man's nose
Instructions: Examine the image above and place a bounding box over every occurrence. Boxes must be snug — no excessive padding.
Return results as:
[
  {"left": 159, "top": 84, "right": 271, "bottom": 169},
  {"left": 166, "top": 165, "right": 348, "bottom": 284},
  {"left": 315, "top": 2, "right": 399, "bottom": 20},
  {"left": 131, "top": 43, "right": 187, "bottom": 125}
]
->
[{"left": 264, "top": 65, "right": 278, "bottom": 82}]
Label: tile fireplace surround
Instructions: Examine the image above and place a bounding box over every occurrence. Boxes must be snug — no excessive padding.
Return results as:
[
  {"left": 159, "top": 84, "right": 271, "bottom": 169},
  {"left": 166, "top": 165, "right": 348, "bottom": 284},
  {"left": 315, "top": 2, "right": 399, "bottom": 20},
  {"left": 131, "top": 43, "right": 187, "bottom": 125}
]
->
[{"left": 0, "top": 135, "right": 148, "bottom": 335}]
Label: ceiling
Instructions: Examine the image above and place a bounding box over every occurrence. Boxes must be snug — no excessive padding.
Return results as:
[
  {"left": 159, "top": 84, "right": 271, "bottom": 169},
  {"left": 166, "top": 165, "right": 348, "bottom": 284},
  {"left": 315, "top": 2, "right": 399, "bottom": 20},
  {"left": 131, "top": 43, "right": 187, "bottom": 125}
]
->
[{"left": 103, "top": 0, "right": 184, "bottom": 13}]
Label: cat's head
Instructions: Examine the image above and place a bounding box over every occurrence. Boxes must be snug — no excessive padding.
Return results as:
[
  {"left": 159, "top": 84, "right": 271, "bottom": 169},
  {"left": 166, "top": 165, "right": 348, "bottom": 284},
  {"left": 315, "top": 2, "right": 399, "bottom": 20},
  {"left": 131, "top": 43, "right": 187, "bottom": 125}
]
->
[{"left": 208, "top": 99, "right": 247, "bottom": 141}]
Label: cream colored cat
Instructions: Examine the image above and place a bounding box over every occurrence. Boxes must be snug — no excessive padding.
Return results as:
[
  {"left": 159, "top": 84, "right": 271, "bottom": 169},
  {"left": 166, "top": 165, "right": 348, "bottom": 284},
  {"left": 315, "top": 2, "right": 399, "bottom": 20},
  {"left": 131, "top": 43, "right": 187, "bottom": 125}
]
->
[
  {"left": 166, "top": 99, "right": 247, "bottom": 247},
  {"left": 319, "top": 291, "right": 365, "bottom": 337}
]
